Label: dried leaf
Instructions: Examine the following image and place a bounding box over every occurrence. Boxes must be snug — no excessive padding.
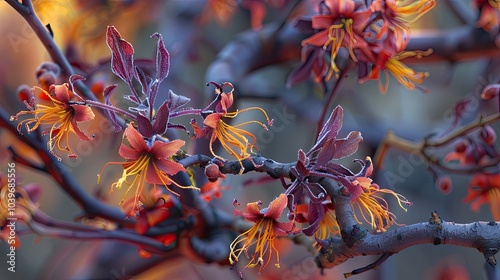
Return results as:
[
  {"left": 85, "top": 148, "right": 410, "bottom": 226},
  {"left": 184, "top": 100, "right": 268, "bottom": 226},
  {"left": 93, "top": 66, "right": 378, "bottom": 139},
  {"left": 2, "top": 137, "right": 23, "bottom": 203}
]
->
[{"left": 135, "top": 66, "right": 151, "bottom": 97}]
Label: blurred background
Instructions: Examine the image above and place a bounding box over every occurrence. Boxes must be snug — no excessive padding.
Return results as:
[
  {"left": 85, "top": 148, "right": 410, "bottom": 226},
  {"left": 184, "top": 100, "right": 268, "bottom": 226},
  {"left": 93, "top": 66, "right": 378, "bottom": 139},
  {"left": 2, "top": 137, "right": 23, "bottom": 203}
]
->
[{"left": 0, "top": 0, "right": 499, "bottom": 279}]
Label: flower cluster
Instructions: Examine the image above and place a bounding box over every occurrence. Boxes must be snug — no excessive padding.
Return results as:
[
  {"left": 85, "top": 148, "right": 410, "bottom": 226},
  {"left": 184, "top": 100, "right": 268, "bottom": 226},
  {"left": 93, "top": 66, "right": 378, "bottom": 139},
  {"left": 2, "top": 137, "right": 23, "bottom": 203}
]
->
[
  {"left": 11, "top": 78, "right": 95, "bottom": 161},
  {"left": 439, "top": 124, "right": 500, "bottom": 219},
  {"left": 290, "top": 0, "right": 435, "bottom": 93},
  {"left": 229, "top": 194, "right": 296, "bottom": 275},
  {"left": 284, "top": 106, "right": 409, "bottom": 237},
  {"left": 229, "top": 106, "right": 410, "bottom": 277}
]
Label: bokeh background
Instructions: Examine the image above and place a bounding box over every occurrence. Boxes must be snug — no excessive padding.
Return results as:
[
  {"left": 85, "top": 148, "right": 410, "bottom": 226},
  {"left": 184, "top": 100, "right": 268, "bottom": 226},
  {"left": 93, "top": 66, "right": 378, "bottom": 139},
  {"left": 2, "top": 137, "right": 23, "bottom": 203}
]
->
[{"left": 0, "top": 0, "right": 499, "bottom": 279}]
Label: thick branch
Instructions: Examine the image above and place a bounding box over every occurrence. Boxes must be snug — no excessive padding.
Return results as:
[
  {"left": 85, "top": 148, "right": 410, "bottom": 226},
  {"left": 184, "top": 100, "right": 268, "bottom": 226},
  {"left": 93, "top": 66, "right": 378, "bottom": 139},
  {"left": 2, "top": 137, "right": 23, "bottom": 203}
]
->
[
  {"left": 318, "top": 178, "right": 500, "bottom": 271},
  {"left": 317, "top": 219, "right": 500, "bottom": 269}
]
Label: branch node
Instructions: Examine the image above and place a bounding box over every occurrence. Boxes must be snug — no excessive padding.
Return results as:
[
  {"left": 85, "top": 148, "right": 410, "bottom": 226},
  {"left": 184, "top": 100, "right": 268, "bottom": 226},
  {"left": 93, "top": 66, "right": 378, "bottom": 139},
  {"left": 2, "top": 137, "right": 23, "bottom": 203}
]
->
[
  {"left": 339, "top": 186, "right": 350, "bottom": 197},
  {"left": 429, "top": 210, "right": 442, "bottom": 227},
  {"left": 341, "top": 225, "right": 368, "bottom": 248},
  {"left": 482, "top": 248, "right": 499, "bottom": 267}
]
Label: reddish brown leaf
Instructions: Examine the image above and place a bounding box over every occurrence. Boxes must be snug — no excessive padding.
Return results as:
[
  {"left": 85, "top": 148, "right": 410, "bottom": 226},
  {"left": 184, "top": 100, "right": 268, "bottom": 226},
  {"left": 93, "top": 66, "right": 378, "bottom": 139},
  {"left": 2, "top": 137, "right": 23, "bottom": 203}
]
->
[{"left": 106, "top": 26, "right": 135, "bottom": 83}]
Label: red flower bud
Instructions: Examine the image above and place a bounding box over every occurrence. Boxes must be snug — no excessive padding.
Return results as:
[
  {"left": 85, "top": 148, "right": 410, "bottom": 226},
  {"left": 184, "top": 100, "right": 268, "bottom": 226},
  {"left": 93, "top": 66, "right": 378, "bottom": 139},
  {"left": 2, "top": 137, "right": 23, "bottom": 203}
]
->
[
  {"left": 35, "top": 62, "right": 60, "bottom": 79},
  {"left": 480, "top": 84, "right": 500, "bottom": 100},
  {"left": 454, "top": 139, "right": 468, "bottom": 153},
  {"left": 480, "top": 125, "right": 497, "bottom": 145},
  {"left": 436, "top": 176, "right": 453, "bottom": 195},
  {"left": 17, "top": 84, "right": 34, "bottom": 108},
  {"left": 38, "top": 71, "right": 57, "bottom": 93},
  {"left": 205, "top": 163, "right": 223, "bottom": 182}
]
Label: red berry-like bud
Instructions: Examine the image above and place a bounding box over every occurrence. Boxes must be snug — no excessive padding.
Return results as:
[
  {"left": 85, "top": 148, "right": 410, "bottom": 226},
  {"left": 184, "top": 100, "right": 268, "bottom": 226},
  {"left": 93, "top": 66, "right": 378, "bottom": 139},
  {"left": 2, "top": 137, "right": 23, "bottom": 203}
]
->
[
  {"left": 35, "top": 62, "right": 60, "bottom": 79},
  {"left": 481, "top": 125, "right": 497, "bottom": 145},
  {"left": 205, "top": 163, "right": 222, "bottom": 182},
  {"left": 38, "top": 71, "right": 57, "bottom": 91},
  {"left": 480, "top": 84, "right": 500, "bottom": 100},
  {"left": 454, "top": 139, "right": 468, "bottom": 153},
  {"left": 436, "top": 176, "right": 453, "bottom": 195},
  {"left": 17, "top": 84, "right": 34, "bottom": 108}
]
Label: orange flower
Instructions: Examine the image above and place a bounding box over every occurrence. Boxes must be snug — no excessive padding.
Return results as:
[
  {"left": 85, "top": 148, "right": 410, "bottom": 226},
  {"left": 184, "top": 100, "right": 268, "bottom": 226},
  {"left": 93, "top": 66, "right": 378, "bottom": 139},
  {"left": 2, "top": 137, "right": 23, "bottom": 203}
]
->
[
  {"left": 98, "top": 123, "right": 197, "bottom": 215},
  {"left": 11, "top": 83, "right": 95, "bottom": 160},
  {"left": 361, "top": 49, "right": 432, "bottom": 93},
  {"left": 352, "top": 183, "right": 410, "bottom": 232},
  {"left": 371, "top": 0, "right": 435, "bottom": 50},
  {"left": 301, "top": 0, "right": 372, "bottom": 80},
  {"left": 350, "top": 157, "right": 410, "bottom": 232},
  {"left": 229, "top": 194, "right": 295, "bottom": 275},
  {"left": 476, "top": 0, "right": 500, "bottom": 32},
  {"left": 464, "top": 173, "right": 500, "bottom": 220},
  {"left": 191, "top": 82, "right": 272, "bottom": 172}
]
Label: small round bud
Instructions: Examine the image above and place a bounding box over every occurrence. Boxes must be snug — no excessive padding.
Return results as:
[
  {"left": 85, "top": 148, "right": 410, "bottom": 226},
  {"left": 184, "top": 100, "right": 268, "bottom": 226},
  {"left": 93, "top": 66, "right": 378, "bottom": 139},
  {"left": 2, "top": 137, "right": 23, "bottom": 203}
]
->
[
  {"left": 35, "top": 62, "right": 60, "bottom": 79},
  {"left": 38, "top": 71, "right": 57, "bottom": 91},
  {"left": 453, "top": 139, "right": 468, "bottom": 153},
  {"left": 436, "top": 176, "right": 452, "bottom": 195},
  {"left": 17, "top": 84, "right": 34, "bottom": 107},
  {"left": 205, "top": 163, "right": 222, "bottom": 182},
  {"left": 480, "top": 125, "right": 497, "bottom": 145},
  {"left": 480, "top": 84, "right": 500, "bottom": 100}
]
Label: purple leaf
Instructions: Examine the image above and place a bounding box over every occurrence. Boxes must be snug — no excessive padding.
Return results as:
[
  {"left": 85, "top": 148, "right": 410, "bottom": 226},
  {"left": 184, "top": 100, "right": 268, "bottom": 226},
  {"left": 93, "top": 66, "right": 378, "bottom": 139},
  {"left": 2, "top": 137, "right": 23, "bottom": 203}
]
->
[
  {"left": 103, "top": 84, "right": 118, "bottom": 100},
  {"left": 315, "top": 138, "right": 335, "bottom": 167},
  {"left": 332, "top": 131, "right": 363, "bottom": 159},
  {"left": 103, "top": 85, "right": 122, "bottom": 132},
  {"left": 167, "top": 90, "right": 191, "bottom": 112},
  {"left": 124, "top": 95, "right": 139, "bottom": 104},
  {"left": 302, "top": 201, "right": 324, "bottom": 236},
  {"left": 151, "top": 33, "right": 170, "bottom": 83},
  {"left": 309, "top": 105, "right": 343, "bottom": 154},
  {"left": 152, "top": 100, "right": 170, "bottom": 135},
  {"left": 134, "top": 66, "right": 151, "bottom": 97},
  {"left": 106, "top": 26, "right": 135, "bottom": 83},
  {"left": 149, "top": 80, "right": 160, "bottom": 111},
  {"left": 324, "top": 162, "right": 355, "bottom": 176},
  {"left": 136, "top": 114, "right": 154, "bottom": 138}
]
